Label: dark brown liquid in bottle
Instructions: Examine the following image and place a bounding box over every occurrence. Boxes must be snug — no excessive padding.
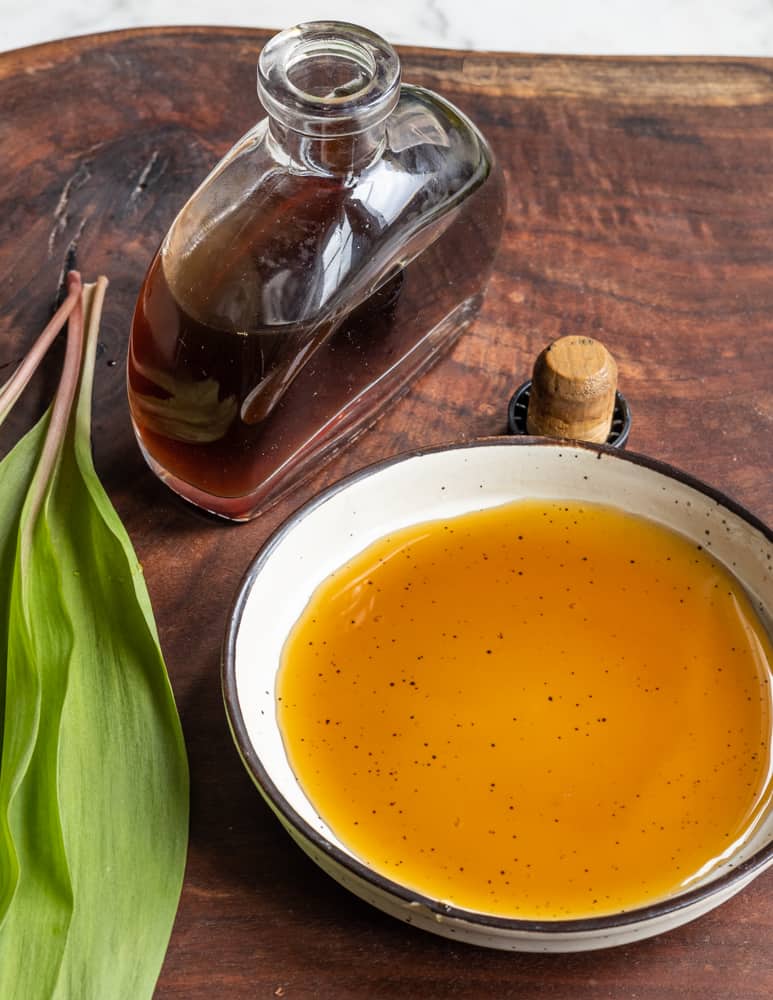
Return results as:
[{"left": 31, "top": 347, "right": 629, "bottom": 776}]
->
[{"left": 128, "top": 166, "right": 504, "bottom": 519}]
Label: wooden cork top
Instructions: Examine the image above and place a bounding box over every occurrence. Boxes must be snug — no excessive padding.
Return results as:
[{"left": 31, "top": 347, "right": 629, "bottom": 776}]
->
[{"left": 526, "top": 335, "right": 618, "bottom": 443}]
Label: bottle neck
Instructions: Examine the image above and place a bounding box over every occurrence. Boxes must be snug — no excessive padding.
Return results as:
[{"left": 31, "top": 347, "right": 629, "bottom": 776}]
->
[
  {"left": 258, "top": 22, "right": 400, "bottom": 176},
  {"left": 268, "top": 118, "right": 385, "bottom": 175}
]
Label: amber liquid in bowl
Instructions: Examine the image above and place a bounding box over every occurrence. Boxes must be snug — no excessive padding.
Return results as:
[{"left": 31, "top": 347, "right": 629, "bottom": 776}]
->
[{"left": 277, "top": 499, "right": 773, "bottom": 920}]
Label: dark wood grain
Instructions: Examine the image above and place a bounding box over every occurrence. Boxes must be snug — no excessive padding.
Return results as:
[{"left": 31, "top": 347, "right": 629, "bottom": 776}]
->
[{"left": 1, "top": 26, "right": 772, "bottom": 999}]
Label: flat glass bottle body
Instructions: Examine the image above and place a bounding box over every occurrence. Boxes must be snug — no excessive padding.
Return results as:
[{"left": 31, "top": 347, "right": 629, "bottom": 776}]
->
[{"left": 128, "top": 81, "right": 505, "bottom": 519}]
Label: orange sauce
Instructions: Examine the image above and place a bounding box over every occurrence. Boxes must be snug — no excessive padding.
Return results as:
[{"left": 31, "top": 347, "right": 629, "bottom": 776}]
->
[{"left": 277, "top": 500, "right": 773, "bottom": 918}]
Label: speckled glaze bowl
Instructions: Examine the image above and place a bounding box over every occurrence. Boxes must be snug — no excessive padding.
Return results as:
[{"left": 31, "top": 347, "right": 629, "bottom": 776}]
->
[{"left": 222, "top": 438, "right": 773, "bottom": 952}]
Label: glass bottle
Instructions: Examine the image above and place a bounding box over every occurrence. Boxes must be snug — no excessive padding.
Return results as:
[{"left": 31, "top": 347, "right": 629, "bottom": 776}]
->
[{"left": 127, "top": 21, "right": 505, "bottom": 520}]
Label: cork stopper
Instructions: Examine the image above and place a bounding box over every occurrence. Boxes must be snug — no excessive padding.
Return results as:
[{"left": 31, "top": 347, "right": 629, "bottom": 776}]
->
[{"left": 525, "top": 336, "right": 618, "bottom": 444}]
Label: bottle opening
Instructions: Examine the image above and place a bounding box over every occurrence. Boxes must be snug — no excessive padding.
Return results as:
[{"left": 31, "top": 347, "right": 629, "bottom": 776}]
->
[
  {"left": 259, "top": 22, "right": 401, "bottom": 137},
  {"left": 286, "top": 38, "right": 377, "bottom": 100}
]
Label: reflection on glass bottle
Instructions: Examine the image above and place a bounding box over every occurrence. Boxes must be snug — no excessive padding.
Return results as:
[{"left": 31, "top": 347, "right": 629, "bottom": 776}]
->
[{"left": 128, "top": 21, "right": 506, "bottom": 520}]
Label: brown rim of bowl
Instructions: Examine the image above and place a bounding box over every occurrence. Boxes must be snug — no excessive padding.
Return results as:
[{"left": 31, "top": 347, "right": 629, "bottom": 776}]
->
[{"left": 221, "top": 436, "right": 773, "bottom": 935}]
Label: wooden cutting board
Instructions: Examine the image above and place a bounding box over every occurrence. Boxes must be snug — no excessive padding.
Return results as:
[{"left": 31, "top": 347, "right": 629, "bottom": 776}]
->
[{"left": 1, "top": 26, "right": 771, "bottom": 999}]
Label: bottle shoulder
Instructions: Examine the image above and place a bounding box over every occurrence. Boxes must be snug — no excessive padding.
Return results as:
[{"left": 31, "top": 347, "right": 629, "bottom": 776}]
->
[
  {"left": 178, "top": 85, "right": 493, "bottom": 222},
  {"left": 162, "top": 86, "right": 499, "bottom": 328}
]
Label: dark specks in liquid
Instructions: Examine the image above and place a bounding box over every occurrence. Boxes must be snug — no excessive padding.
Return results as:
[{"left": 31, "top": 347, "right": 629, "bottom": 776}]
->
[{"left": 277, "top": 499, "right": 773, "bottom": 919}]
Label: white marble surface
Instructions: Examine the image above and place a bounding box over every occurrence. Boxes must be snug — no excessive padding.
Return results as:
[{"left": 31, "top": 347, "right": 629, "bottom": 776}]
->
[{"left": 3, "top": 0, "right": 773, "bottom": 56}]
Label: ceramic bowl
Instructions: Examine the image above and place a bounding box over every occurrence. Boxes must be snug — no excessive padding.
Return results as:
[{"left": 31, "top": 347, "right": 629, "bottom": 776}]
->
[{"left": 222, "top": 438, "right": 773, "bottom": 952}]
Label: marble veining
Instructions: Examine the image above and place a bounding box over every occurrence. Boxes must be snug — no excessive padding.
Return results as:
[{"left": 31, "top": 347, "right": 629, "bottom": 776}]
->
[{"left": 3, "top": 0, "right": 773, "bottom": 56}]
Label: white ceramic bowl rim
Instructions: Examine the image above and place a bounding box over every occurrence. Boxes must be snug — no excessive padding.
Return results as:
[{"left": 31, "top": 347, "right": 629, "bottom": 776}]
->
[{"left": 222, "top": 436, "right": 773, "bottom": 935}]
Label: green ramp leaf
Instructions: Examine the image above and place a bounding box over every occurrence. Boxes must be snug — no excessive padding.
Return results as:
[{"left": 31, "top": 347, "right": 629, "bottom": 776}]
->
[{"left": 0, "top": 276, "right": 189, "bottom": 999}]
